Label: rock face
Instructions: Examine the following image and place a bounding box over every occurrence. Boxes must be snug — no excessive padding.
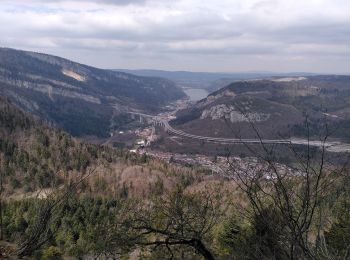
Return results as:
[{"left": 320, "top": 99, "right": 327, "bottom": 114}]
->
[
  {"left": 0, "top": 48, "right": 185, "bottom": 137},
  {"left": 62, "top": 69, "right": 86, "bottom": 82},
  {"left": 200, "top": 104, "right": 270, "bottom": 123},
  {"left": 0, "top": 73, "right": 101, "bottom": 104}
]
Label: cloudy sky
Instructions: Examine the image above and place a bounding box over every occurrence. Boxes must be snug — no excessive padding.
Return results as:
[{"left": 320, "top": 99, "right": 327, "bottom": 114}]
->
[{"left": 1, "top": 0, "right": 349, "bottom": 73}]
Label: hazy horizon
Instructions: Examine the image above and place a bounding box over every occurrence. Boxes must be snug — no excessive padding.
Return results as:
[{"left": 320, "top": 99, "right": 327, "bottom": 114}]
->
[{"left": 1, "top": 0, "right": 349, "bottom": 74}]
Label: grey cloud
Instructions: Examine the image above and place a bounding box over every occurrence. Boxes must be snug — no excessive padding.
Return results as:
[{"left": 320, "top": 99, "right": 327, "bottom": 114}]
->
[
  {"left": 276, "top": 24, "right": 350, "bottom": 45},
  {"left": 0, "top": 0, "right": 349, "bottom": 73},
  {"left": 32, "top": 0, "right": 148, "bottom": 5}
]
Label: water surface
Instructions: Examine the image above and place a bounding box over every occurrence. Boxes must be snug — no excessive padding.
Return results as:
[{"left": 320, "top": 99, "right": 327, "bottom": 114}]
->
[{"left": 183, "top": 88, "right": 209, "bottom": 101}]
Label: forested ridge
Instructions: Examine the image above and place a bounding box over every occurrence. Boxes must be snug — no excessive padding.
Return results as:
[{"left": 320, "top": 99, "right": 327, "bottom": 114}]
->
[{"left": 0, "top": 48, "right": 185, "bottom": 137}]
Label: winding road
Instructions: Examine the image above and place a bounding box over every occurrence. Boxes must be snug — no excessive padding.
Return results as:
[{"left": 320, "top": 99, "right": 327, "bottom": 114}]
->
[
  {"left": 127, "top": 112, "right": 350, "bottom": 152},
  {"left": 129, "top": 112, "right": 292, "bottom": 145}
]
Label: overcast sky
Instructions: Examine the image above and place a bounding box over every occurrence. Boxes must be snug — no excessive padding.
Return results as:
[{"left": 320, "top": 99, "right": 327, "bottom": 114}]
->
[{"left": 1, "top": 0, "right": 349, "bottom": 73}]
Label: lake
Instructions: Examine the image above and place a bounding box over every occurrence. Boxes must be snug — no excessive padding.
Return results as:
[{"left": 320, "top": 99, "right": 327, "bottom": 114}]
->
[{"left": 183, "top": 88, "right": 209, "bottom": 101}]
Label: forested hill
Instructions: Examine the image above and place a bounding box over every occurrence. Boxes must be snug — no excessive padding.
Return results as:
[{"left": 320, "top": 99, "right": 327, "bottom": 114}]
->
[
  {"left": 0, "top": 96, "right": 203, "bottom": 198},
  {"left": 172, "top": 76, "right": 350, "bottom": 139},
  {"left": 0, "top": 96, "right": 122, "bottom": 192},
  {"left": 0, "top": 48, "right": 185, "bottom": 137},
  {"left": 1, "top": 93, "right": 349, "bottom": 260},
  {"left": 0, "top": 95, "right": 220, "bottom": 259}
]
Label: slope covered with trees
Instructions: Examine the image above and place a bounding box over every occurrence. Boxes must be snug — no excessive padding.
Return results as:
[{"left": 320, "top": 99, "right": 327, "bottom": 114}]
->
[
  {"left": 0, "top": 48, "right": 185, "bottom": 137},
  {"left": 1, "top": 96, "right": 350, "bottom": 259},
  {"left": 0, "top": 96, "right": 120, "bottom": 192}
]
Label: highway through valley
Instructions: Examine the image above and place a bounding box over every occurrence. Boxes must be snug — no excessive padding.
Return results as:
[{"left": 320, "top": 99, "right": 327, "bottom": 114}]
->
[
  {"left": 128, "top": 112, "right": 292, "bottom": 145},
  {"left": 127, "top": 111, "right": 350, "bottom": 152}
]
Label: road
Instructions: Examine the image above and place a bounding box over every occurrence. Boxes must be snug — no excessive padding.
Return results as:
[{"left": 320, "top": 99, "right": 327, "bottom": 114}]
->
[
  {"left": 127, "top": 112, "right": 350, "bottom": 152},
  {"left": 128, "top": 112, "right": 291, "bottom": 145}
]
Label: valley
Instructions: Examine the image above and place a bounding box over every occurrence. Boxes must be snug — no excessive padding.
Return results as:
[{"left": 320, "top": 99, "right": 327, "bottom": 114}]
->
[
  {"left": 99, "top": 86, "right": 350, "bottom": 176},
  {"left": 1, "top": 50, "right": 350, "bottom": 259},
  {"left": 1, "top": 0, "right": 350, "bottom": 258},
  {"left": 3, "top": 47, "right": 349, "bottom": 161}
]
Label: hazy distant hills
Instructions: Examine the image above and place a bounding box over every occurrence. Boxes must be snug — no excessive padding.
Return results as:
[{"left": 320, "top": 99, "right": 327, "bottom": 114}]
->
[
  {"left": 171, "top": 76, "right": 350, "bottom": 140},
  {"left": 116, "top": 69, "right": 316, "bottom": 92},
  {"left": 0, "top": 48, "right": 185, "bottom": 137}
]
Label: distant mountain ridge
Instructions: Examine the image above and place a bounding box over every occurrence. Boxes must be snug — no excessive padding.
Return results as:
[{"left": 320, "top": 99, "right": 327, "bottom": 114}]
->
[
  {"left": 115, "top": 69, "right": 317, "bottom": 91},
  {"left": 0, "top": 48, "right": 185, "bottom": 137}
]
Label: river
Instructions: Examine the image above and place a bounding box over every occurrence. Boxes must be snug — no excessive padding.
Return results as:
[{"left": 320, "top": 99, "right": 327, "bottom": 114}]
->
[{"left": 183, "top": 88, "right": 209, "bottom": 101}]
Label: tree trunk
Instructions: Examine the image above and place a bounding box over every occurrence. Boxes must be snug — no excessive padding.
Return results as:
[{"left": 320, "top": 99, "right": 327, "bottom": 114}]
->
[{"left": 191, "top": 239, "right": 215, "bottom": 260}]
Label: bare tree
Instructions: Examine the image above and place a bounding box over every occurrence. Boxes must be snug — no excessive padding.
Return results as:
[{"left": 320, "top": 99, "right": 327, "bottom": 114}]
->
[
  {"left": 85, "top": 199, "right": 140, "bottom": 259},
  {"left": 223, "top": 114, "right": 349, "bottom": 259},
  {"left": 132, "top": 186, "right": 222, "bottom": 260},
  {"left": 0, "top": 154, "right": 4, "bottom": 241}
]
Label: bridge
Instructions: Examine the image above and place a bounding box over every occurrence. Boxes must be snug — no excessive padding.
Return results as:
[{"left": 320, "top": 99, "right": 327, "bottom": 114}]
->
[{"left": 128, "top": 112, "right": 292, "bottom": 145}]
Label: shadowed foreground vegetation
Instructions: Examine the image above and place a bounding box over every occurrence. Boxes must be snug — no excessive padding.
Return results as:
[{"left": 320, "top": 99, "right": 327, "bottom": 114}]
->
[{"left": 0, "top": 97, "right": 350, "bottom": 259}]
